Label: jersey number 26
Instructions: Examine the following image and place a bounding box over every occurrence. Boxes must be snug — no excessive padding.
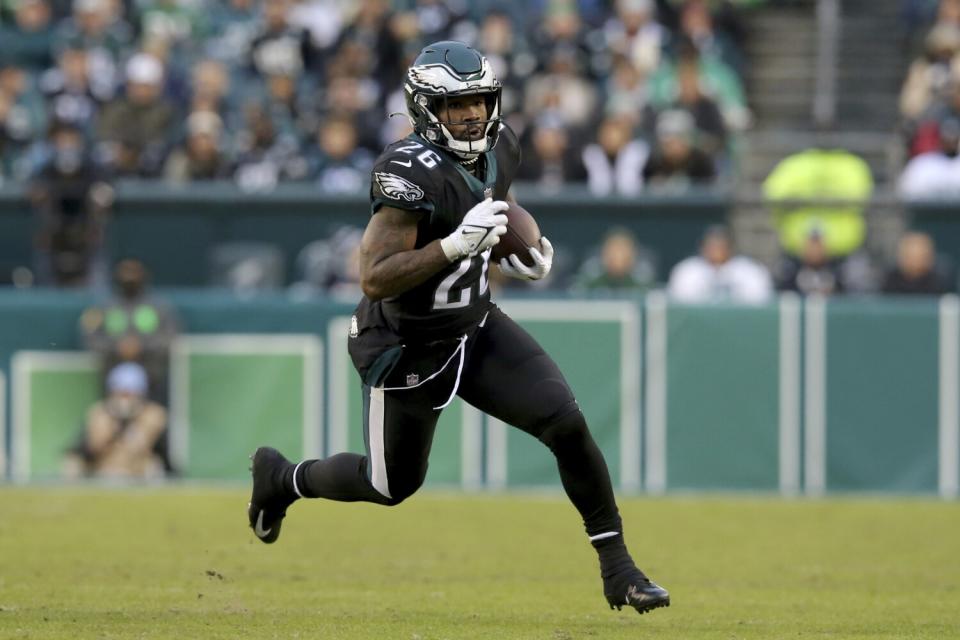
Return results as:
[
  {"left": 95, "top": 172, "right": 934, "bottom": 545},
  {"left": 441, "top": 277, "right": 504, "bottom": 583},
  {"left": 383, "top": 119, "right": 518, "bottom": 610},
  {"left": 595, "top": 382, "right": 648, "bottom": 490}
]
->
[{"left": 433, "top": 250, "right": 490, "bottom": 310}]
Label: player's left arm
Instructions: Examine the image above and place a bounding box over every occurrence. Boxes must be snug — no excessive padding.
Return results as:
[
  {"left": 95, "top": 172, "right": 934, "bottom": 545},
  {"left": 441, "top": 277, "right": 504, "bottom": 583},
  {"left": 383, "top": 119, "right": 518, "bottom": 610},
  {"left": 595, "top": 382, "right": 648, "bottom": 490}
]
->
[
  {"left": 498, "top": 197, "right": 554, "bottom": 281},
  {"left": 498, "top": 127, "right": 553, "bottom": 280}
]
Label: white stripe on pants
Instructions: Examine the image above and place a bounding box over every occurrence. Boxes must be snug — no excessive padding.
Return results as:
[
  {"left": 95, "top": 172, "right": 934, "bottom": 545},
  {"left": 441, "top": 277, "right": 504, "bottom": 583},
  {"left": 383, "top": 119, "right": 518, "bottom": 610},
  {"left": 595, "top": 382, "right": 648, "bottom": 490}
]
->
[{"left": 368, "top": 386, "right": 392, "bottom": 499}]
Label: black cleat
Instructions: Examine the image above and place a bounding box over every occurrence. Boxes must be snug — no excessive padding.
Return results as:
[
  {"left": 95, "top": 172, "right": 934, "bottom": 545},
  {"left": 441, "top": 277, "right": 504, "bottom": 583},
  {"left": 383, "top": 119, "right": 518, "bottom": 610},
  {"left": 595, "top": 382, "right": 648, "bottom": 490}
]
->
[
  {"left": 604, "top": 568, "right": 670, "bottom": 615},
  {"left": 248, "top": 447, "right": 297, "bottom": 544}
]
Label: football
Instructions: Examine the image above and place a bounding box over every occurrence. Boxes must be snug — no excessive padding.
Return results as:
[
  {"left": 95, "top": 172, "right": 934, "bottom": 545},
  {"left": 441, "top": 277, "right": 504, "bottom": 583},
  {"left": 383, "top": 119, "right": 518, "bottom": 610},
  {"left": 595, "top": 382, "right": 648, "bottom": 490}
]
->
[{"left": 492, "top": 201, "right": 541, "bottom": 267}]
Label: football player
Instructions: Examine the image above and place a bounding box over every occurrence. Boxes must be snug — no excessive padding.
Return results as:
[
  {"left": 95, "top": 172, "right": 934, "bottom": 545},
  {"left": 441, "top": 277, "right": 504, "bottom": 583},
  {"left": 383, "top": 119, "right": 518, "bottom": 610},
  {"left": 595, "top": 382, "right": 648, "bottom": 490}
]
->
[{"left": 248, "top": 40, "right": 669, "bottom": 615}]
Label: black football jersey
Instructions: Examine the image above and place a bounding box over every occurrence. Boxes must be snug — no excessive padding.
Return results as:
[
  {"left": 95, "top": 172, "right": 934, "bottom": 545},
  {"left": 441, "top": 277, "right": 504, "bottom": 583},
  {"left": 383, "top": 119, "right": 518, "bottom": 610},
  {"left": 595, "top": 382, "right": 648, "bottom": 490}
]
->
[{"left": 358, "top": 125, "right": 521, "bottom": 341}]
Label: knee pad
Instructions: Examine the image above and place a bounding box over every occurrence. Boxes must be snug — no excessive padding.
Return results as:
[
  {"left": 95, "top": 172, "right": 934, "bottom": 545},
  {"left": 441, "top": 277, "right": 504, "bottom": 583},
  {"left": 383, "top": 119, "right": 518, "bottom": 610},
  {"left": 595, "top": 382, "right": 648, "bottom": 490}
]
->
[
  {"left": 377, "top": 464, "right": 428, "bottom": 507},
  {"left": 536, "top": 405, "right": 590, "bottom": 455}
]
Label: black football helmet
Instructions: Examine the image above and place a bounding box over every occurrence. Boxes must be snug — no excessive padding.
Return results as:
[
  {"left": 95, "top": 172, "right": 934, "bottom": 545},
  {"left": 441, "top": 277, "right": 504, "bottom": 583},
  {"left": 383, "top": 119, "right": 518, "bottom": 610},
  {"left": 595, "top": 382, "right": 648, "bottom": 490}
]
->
[{"left": 404, "top": 40, "right": 503, "bottom": 159}]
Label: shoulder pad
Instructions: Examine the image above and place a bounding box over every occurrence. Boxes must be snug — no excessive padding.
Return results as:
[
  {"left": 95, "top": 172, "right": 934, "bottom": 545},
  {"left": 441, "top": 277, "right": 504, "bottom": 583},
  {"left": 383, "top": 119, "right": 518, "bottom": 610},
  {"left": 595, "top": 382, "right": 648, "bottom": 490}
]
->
[{"left": 371, "top": 148, "right": 438, "bottom": 214}]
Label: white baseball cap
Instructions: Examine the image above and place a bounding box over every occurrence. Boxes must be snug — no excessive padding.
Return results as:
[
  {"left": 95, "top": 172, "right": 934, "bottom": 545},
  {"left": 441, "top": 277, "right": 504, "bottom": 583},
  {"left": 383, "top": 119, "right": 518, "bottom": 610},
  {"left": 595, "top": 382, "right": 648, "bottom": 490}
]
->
[
  {"left": 126, "top": 53, "right": 164, "bottom": 85},
  {"left": 107, "top": 362, "right": 148, "bottom": 396}
]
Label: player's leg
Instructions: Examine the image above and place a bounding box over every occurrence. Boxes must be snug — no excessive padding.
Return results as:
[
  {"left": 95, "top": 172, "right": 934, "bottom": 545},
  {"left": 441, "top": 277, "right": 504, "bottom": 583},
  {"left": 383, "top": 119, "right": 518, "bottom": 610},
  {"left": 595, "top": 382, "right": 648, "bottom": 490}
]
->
[
  {"left": 457, "top": 306, "right": 669, "bottom": 614},
  {"left": 249, "top": 358, "right": 454, "bottom": 543}
]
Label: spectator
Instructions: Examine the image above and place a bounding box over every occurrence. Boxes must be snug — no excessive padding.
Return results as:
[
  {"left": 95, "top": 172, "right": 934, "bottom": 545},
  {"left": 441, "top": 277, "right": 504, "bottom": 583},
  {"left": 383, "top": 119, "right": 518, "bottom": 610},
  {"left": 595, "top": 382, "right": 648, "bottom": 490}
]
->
[
  {"left": 137, "top": 0, "right": 206, "bottom": 61},
  {"left": 529, "top": 4, "right": 594, "bottom": 76},
  {"left": 290, "top": 225, "right": 364, "bottom": 297},
  {"left": 881, "top": 232, "right": 954, "bottom": 295},
  {"left": 939, "top": 0, "right": 960, "bottom": 28},
  {"left": 899, "top": 116, "right": 960, "bottom": 199},
  {"left": 29, "top": 120, "right": 113, "bottom": 287},
  {"left": 79, "top": 258, "right": 180, "bottom": 402},
  {"left": 187, "top": 58, "right": 232, "bottom": 117},
  {"left": 96, "top": 52, "right": 176, "bottom": 177},
  {"left": 249, "top": 0, "right": 316, "bottom": 78},
  {"left": 573, "top": 227, "right": 655, "bottom": 292},
  {"left": 900, "top": 23, "right": 960, "bottom": 123},
  {"left": 582, "top": 114, "right": 649, "bottom": 196},
  {"left": 336, "top": 0, "right": 404, "bottom": 92},
  {"left": 517, "top": 115, "right": 588, "bottom": 193},
  {"left": 395, "top": 0, "right": 459, "bottom": 49},
  {"left": 474, "top": 10, "right": 534, "bottom": 116},
  {"left": 777, "top": 229, "right": 845, "bottom": 296},
  {"left": 668, "top": 225, "right": 774, "bottom": 304},
  {"left": 39, "top": 46, "right": 109, "bottom": 135},
  {"left": 603, "top": 0, "right": 667, "bottom": 77},
  {"left": 670, "top": 56, "right": 727, "bottom": 156},
  {"left": 308, "top": 115, "right": 374, "bottom": 193},
  {"left": 524, "top": 44, "right": 599, "bottom": 129},
  {"left": 232, "top": 102, "right": 308, "bottom": 192},
  {"left": 604, "top": 55, "right": 652, "bottom": 124},
  {"left": 642, "top": 109, "right": 716, "bottom": 190},
  {"left": 0, "top": 63, "right": 47, "bottom": 175},
  {"left": 204, "top": 0, "right": 260, "bottom": 64},
  {"left": 910, "top": 75, "right": 960, "bottom": 156},
  {"left": 62, "top": 362, "right": 171, "bottom": 479},
  {"left": 288, "top": 0, "right": 348, "bottom": 56},
  {"left": 56, "top": 0, "right": 134, "bottom": 93},
  {"left": 163, "top": 110, "right": 232, "bottom": 182},
  {"left": 0, "top": 0, "right": 56, "bottom": 71},
  {"left": 0, "top": 91, "right": 17, "bottom": 178},
  {"left": 678, "top": 0, "right": 742, "bottom": 76},
  {"left": 258, "top": 55, "right": 321, "bottom": 140},
  {"left": 649, "top": 37, "right": 749, "bottom": 131},
  {"left": 320, "top": 73, "right": 382, "bottom": 153},
  {"left": 763, "top": 143, "right": 874, "bottom": 260}
]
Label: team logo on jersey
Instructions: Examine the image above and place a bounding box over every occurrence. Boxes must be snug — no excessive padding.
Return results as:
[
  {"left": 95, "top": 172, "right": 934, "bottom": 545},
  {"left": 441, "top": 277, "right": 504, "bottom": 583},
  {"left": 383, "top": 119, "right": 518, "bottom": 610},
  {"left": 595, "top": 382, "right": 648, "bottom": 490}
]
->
[{"left": 375, "top": 172, "right": 425, "bottom": 202}]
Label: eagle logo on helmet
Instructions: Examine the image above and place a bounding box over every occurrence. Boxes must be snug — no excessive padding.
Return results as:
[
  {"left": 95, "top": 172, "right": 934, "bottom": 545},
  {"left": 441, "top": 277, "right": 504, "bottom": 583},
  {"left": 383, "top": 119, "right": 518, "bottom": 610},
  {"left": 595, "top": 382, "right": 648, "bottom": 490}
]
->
[
  {"left": 407, "top": 65, "right": 456, "bottom": 93},
  {"left": 375, "top": 172, "right": 425, "bottom": 202}
]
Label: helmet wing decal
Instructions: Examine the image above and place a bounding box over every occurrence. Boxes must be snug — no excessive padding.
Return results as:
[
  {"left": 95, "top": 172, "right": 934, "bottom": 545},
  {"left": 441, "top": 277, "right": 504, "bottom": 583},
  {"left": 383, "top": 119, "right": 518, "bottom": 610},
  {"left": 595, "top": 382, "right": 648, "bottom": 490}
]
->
[{"left": 407, "top": 61, "right": 498, "bottom": 94}]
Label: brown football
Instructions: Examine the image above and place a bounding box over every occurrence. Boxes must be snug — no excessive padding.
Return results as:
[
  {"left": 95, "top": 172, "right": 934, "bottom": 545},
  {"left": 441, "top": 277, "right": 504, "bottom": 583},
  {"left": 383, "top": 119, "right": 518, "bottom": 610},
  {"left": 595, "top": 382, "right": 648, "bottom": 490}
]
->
[{"left": 491, "top": 201, "right": 541, "bottom": 267}]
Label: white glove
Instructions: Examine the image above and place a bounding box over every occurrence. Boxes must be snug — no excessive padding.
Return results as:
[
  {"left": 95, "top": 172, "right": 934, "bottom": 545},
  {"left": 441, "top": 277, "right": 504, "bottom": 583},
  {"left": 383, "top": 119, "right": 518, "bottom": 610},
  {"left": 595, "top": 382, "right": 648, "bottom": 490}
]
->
[
  {"left": 499, "top": 237, "right": 554, "bottom": 281},
  {"left": 439, "top": 198, "right": 508, "bottom": 261}
]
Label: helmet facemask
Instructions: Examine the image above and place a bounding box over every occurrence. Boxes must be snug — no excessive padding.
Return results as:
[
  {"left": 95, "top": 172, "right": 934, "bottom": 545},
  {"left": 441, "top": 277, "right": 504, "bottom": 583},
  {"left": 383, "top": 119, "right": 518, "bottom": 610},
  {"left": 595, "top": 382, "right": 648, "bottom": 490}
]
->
[{"left": 418, "top": 89, "right": 502, "bottom": 159}]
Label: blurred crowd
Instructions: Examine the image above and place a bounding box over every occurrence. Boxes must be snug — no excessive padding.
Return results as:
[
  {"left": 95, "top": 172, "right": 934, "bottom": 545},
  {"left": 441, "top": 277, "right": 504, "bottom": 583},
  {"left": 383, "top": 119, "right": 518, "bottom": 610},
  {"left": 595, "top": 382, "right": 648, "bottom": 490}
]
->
[
  {"left": 0, "top": 0, "right": 752, "bottom": 195},
  {"left": 4, "top": 0, "right": 959, "bottom": 303},
  {"left": 899, "top": 0, "right": 960, "bottom": 197}
]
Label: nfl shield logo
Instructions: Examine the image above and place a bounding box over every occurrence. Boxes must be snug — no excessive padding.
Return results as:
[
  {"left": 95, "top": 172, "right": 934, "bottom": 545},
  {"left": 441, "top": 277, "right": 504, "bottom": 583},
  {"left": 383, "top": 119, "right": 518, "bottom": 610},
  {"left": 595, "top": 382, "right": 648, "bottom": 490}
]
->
[
  {"left": 483, "top": 187, "right": 493, "bottom": 199},
  {"left": 349, "top": 315, "right": 359, "bottom": 338},
  {"left": 406, "top": 373, "right": 420, "bottom": 386}
]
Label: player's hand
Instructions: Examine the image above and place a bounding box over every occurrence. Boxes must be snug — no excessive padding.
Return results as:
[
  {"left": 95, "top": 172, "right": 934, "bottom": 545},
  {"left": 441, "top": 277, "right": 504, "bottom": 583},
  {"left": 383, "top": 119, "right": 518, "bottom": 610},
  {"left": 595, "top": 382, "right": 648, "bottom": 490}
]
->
[
  {"left": 439, "top": 198, "right": 508, "bottom": 261},
  {"left": 499, "top": 237, "right": 554, "bottom": 281}
]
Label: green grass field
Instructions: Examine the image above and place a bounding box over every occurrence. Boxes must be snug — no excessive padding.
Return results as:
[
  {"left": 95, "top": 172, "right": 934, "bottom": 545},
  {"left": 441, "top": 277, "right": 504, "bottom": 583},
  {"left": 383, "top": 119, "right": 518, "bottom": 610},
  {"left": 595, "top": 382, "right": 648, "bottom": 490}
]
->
[{"left": 0, "top": 488, "right": 958, "bottom": 639}]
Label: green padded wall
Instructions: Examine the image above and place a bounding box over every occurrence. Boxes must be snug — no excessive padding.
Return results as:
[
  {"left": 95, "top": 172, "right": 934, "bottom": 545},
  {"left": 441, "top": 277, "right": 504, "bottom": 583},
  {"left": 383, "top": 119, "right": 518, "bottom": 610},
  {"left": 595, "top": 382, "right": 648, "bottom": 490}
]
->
[
  {"left": 11, "top": 353, "right": 99, "bottom": 481},
  {"left": 824, "top": 300, "right": 940, "bottom": 493},
  {"left": 498, "top": 317, "right": 627, "bottom": 488},
  {"left": 665, "top": 304, "right": 781, "bottom": 491},
  {"left": 171, "top": 336, "right": 322, "bottom": 480}
]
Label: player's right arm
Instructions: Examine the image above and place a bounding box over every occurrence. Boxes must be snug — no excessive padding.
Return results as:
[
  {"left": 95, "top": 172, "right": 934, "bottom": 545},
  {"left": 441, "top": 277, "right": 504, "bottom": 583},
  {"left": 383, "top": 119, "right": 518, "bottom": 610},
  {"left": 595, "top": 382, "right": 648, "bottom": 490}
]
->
[{"left": 358, "top": 205, "right": 450, "bottom": 302}]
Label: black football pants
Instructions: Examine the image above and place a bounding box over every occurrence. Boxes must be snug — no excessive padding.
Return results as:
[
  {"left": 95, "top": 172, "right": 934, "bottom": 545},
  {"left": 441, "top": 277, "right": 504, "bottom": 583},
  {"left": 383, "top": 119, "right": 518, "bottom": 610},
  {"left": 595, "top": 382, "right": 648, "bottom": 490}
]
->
[{"left": 297, "top": 305, "right": 623, "bottom": 537}]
